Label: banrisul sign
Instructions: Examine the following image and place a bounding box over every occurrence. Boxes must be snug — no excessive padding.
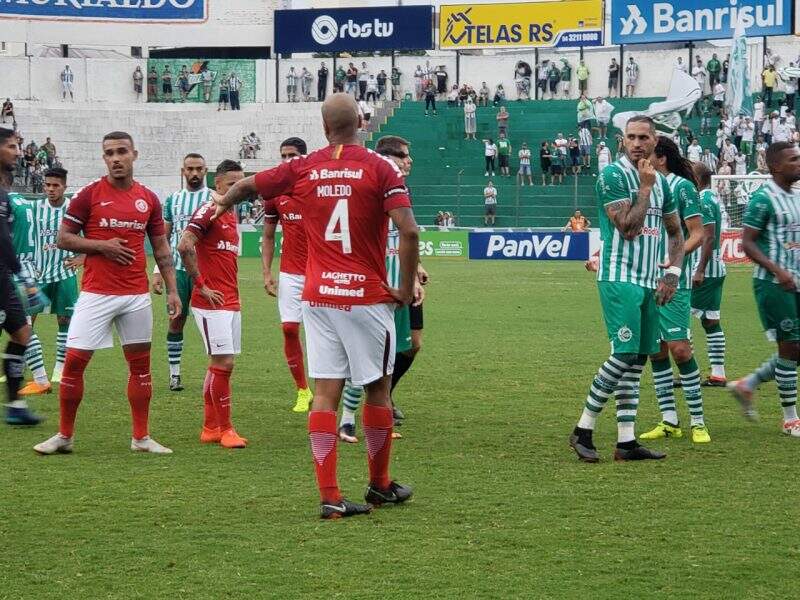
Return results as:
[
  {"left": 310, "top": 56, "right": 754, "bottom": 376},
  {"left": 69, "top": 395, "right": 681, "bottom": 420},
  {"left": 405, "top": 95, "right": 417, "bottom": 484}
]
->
[
  {"left": 274, "top": 6, "right": 433, "bottom": 54},
  {"left": 611, "top": 0, "right": 791, "bottom": 44},
  {"left": 0, "top": 0, "right": 206, "bottom": 22}
]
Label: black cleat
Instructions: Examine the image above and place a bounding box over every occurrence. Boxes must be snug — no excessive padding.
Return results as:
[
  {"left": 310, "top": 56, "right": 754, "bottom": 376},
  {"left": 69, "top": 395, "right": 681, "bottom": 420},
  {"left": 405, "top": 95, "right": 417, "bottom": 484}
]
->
[
  {"left": 169, "top": 375, "right": 184, "bottom": 392},
  {"left": 338, "top": 423, "right": 358, "bottom": 443},
  {"left": 320, "top": 499, "right": 372, "bottom": 520},
  {"left": 569, "top": 432, "right": 599, "bottom": 463},
  {"left": 365, "top": 481, "right": 413, "bottom": 506},
  {"left": 613, "top": 444, "right": 666, "bottom": 461},
  {"left": 392, "top": 404, "right": 405, "bottom": 426}
]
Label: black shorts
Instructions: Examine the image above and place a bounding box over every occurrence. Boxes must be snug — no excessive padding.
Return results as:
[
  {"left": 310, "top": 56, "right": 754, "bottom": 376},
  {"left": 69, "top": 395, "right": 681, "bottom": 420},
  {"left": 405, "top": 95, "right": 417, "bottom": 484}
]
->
[
  {"left": 485, "top": 204, "right": 497, "bottom": 215},
  {"left": 0, "top": 275, "right": 27, "bottom": 335},
  {"left": 409, "top": 303, "right": 423, "bottom": 331},
  {"left": 549, "top": 80, "right": 558, "bottom": 92},
  {"left": 163, "top": 83, "right": 172, "bottom": 94},
  {"left": 498, "top": 155, "right": 509, "bottom": 168}
]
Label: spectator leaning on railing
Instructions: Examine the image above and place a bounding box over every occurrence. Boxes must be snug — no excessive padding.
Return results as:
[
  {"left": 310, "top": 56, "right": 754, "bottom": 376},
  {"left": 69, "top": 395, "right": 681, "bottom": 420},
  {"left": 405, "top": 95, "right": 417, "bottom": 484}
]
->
[
  {"left": 563, "top": 210, "right": 590, "bottom": 232},
  {"left": 483, "top": 180, "right": 498, "bottom": 226}
]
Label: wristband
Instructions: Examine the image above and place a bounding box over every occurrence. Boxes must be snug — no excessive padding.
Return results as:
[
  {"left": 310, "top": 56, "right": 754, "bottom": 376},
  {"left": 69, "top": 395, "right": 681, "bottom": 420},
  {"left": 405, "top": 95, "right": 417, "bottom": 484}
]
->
[
  {"left": 666, "top": 266, "right": 682, "bottom": 277},
  {"left": 152, "top": 264, "right": 160, "bottom": 274},
  {"left": 194, "top": 275, "right": 206, "bottom": 288}
]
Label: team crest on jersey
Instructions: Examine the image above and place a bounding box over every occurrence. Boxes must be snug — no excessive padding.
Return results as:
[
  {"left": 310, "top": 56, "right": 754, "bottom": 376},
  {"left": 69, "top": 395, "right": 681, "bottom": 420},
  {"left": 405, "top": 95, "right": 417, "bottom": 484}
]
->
[
  {"left": 617, "top": 326, "right": 633, "bottom": 343},
  {"left": 135, "top": 199, "right": 148, "bottom": 213},
  {"left": 780, "top": 318, "right": 795, "bottom": 332}
]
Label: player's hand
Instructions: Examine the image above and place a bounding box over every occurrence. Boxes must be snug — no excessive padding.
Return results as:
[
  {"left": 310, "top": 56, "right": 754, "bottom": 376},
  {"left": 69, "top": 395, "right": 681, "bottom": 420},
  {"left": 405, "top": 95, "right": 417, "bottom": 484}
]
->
[
  {"left": 151, "top": 273, "right": 164, "bottom": 295},
  {"left": 100, "top": 238, "right": 136, "bottom": 265},
  {"left": 655, "top": 273, "right": 679, "bottom": 306},
  {"left": 637, "top": 158, "right": 656, "bottom": 189},
  {"left": 210, "top": 190, "right": 230, "bottom": 221},
  {"left": 264, "top": 274, "right": 277, "bottom": 297},
  {"left": 412, "top": 280, "right": 425, "bottom": 307},
  {"left": 692, "top": 270, "right": 705, "bottom": 288},
  {"left": 63, "top": 255, "right": 84, "bottom": 271},
  {"left": 417, "top": 264, "right": 430, "bottom": 285},
  {"left": 382, "top": 283, "right": 413, "bottom": 305},
  {"left": 199, "top": 285, "right": 225, "bottom": 308},
  {"left": 775, "top": 268, "right": 797, "bottom": 292},
  {"left": 166, "top": 291, "right": 182, "bottom": 320},
  {"left": 584, "top": 258, "right": 599, "bottom": 272}
]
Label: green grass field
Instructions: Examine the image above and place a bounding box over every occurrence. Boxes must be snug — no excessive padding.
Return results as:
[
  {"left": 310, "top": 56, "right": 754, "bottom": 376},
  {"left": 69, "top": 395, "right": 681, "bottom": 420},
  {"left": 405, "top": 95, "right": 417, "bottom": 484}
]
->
[{"left": 0, "top": 258, "right": 794, "bottom": 599}]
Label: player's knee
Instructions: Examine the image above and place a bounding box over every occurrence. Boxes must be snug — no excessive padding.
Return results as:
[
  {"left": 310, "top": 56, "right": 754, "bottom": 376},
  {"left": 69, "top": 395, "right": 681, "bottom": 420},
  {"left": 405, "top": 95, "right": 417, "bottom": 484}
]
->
[
  {"left": 669, "top": 342, "right": 693, "bottom": 364},
  {"left": 64, "top": 348, "right": 92, "bottom": 374},
  {"left": 211, "top": 355, "right": 235, "bottom": 371},
  {"left": 282, "top": 321, "right": 300, "bottom": 341},
  {"left": 168, "top": 315, "right": 186, "bottom": 333},
  {"left": 702, "top": 319, "right": 720, "bottom": 332},
  {"left": 364, "top": 376, "right": 392, "bottom": 407},
  {"left": 123, "top": 348, "right": 151, "bottom": 374}
]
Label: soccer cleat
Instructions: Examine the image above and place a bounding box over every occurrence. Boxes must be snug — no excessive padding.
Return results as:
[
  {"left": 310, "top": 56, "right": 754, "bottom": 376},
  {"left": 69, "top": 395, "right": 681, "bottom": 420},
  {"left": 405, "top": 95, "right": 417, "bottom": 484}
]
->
[
  {"left": 782, "top": 419, "right": 800, "bottom": 438},
  {"left": 613, "top": 444, "right": 666, "bottom": 461},
  {"left": 220, "top": 428, "right": 247, "bottom": 448},
  {"left": 292, "top": 388, "right": 313, "bottom": 413},
  {"left": 169, "top": 375, "right": 184, "bottom": 392},
  {"left": 702, "top": 376, "right": 727, "bottom": 387},
  {"left": 365, "top": 481, "right": 413, "bottom": 506},
  {"left": 569, "top": 432, "right": 599, "bottom": 463},
  {"left": 320, "top": 499, "right": 373, "bottom": 520},
  {"left": 691, "top": 425, "right": 712, "bottom": 443},
  {"left": 18, "top": 381, "right": 52, "bottom": 396},
  {"left": 639, "top": 421, "right": 683, "bottom": 440},
  {"left": 130, "top": 436, "right": 173, "bottom": 454},
  {"left": 728, "top": 379, "right": 758, "bottom": 421},
  {"left": 392, "top": 404, "right": 405, "bottom": 426},
  {"left": 6, "top": 406, "right": 44, "bottom": 426},
  {"left": 51, "top": 366, "right": 63, "bottom": 384},
  {"left": 338, "top": 423, "right": 358, "bottom": 443},
  {"left": 33, "top": 433, "right": 73, "bottom": 454},
  {"left": 200, "top": 426, "right": 221, "bottom": 444}
]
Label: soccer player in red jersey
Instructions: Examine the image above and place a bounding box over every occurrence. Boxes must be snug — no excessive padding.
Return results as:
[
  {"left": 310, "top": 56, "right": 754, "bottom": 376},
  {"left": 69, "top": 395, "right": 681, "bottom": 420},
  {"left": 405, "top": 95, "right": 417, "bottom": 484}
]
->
[
  {"left": 177, "top": 160, "right": 247, "bottom": 449},
  {"left": 213, "top": 94, "right": 420, "bottom": 519},
  {"left": 262, "top": 137, "right": 313, "bottom": 413},
  {"left": 34, "top": 131, "right": 181, "bottom": 456}
]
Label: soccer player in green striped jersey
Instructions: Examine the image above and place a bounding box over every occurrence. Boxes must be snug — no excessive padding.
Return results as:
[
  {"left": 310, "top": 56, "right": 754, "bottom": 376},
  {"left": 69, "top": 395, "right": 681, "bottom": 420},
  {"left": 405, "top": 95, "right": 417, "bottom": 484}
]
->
[
  {"left": 639, "top": 137, "right": 710, "bottom": 444},
  {"left": 19, "top": 168, "right": 82, "bottom": 395},
  {"left": 729, "top": 142, "right": 800, "bottom": 436},
  {"left": 570, "top": 116, "right": 685, "bottom": 462},
  {"left": 690, "top": 162, "right": 728, "bottom": 386},
  {"left": 152, "top": 153, "right": 213, "bottom": 391}
]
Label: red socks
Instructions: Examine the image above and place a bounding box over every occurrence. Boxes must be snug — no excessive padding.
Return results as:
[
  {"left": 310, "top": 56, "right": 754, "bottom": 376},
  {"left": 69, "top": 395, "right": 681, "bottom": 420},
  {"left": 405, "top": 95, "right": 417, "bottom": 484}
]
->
[
  {"left": 208, "top": 365, "right": 233, "bottom": 432},
  {"left": 282, "top": 322, "right": 308, "bottom": 389},
  {"left": 308, "top": 410, "right": 341, "bottom": 503},
  {"left": 124, "top": 348, "right": 152, "bottom": 440},
  {"left": 202, "top": 369, "right": 218, "bottom": 430},
  {"left": 363, "top": 404, "right": 393, "bottom": 490},
  {"left": 58, "top": 349, "right": 92, "bottom": 438}
]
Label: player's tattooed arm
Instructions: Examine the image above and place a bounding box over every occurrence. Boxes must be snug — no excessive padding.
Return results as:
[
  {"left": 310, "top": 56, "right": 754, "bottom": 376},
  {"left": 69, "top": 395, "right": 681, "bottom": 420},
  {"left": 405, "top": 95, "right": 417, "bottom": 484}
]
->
[
  {"left": 742, "top": 226, "right": 796, "bottom": 291},
  {"left": 605, "top": 158, "right": 656, "bottom": 240},
  {"left": 655, "top": 211, "right": 685, "bottom": 305},
  {"left": 386, "top": 207, "right": 420, "bottom": 305},
  {"left": 212, "top": 175, "right": 258, "bottom": 218}
]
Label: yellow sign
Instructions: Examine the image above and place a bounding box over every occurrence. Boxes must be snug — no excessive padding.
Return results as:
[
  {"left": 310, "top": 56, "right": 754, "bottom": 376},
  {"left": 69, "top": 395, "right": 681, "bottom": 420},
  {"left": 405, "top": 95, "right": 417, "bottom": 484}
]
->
[{"left": 439, "top": 1, "right": 604, "bottom": 49}]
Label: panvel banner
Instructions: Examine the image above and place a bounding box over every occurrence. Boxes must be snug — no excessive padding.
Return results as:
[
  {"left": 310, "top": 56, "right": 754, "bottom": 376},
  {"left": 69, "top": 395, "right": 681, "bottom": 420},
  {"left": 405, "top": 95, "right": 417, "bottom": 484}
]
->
[
  {"left": 146, "top": 59, "right": 256, "bottom": 103},
  {"left": 439, "top": 1, "right": 604, "bottom": 50},
  {"left": 0, "top": 0, "right": 206, "bottom": 22}
]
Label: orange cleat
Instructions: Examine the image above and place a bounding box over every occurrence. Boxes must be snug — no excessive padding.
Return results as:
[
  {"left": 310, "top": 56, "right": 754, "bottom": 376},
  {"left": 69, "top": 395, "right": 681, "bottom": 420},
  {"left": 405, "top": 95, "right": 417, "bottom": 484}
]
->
[
  {"left": 220, "top": 428, "right": 247, "bottom": 448},
  {"left": 200, "top": 426, "right": 222, "bottom": 444},
  {"left": 19, "top": 381, "right": 52, "bottom": 396}
]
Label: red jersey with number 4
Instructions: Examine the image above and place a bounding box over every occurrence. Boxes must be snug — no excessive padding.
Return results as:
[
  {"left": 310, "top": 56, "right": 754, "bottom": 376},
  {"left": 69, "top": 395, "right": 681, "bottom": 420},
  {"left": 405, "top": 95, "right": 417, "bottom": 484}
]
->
[
  {"left": 187, "top": 202, "right": 240, "bottom": 311},
  {"left": 254, "top": 144, "right": 411, "bottom": 305},
  {"left": 263, "top": 194, "right": 307, "bottom": 276},
  {"left": 64, "top": 177, "right": 164, "bottom": 295}
]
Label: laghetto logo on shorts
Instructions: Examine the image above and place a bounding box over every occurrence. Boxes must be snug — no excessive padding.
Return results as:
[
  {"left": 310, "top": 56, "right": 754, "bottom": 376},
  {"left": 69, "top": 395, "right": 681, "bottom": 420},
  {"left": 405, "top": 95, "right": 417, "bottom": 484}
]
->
[{"left": 311, "top": 14, "right": 395, "bottom": 45}]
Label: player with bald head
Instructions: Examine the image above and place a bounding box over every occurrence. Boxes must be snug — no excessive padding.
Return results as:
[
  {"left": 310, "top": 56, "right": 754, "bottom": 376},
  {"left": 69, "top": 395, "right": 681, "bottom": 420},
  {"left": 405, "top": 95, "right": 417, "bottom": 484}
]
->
[{"left": 213, "top": 93, "right": 420, "bottom": 519}]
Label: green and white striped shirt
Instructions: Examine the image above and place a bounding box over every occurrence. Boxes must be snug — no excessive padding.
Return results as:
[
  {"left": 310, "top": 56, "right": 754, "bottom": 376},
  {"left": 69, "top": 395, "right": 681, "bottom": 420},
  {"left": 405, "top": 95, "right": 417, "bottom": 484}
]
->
[
  {"left": 596, "top": 156, "right": 676, "bottom": 289},
  {"left": 698, "top": 189, "right": 727, "bottom": 279},
  {"left": 743, "top": 180, "right": 800, "bottom": 284},
  {"left": 662, "top": 173, "right": 702, "bottom": 290},
  {"left": 386, "top": 219, "right": 400, "bottom": 288},
  {"left": 34, "top": 197, "right": 76, "bottom": 284},
  {"left": 163, "top": 187, "right": 213, "bottom": 271},
  {"left": 8, "top": 193, "right": 37, "bottom": 280}
]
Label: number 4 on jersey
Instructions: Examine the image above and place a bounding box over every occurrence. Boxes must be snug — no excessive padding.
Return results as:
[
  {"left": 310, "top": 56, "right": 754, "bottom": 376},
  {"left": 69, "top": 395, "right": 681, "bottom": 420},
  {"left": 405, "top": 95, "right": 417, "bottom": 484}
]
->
[{"left": 324, "top": 198, "right": 352, "bottom": 254}]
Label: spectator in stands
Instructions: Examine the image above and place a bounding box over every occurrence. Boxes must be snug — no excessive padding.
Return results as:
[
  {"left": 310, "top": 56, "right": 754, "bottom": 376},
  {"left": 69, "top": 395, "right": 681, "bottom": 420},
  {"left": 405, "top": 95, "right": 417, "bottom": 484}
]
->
[
  {"left": 22, "top": 143, "right": 34, "bottom": 187},
  {"left": 712, "top": 80, "right": 725, "bottom": 114},
  {"left": 1, "top": 99, "right": 14, "bottom": 127},
  {"left": 539, "top": 141, "right": 552, "bottom": 186},
  {"left": 477, "top": 82, "right": 490, "bottom": 107},
  {"left": 577, "top": 94, "right": 593, "bottom": 130},
  {"left": 358, "top": 62, "right": 370, "bottom": 100},
  {"left": 549, "top": 142, "right": 564, "bottom": 185},
  {"left": 464, "top": 97, "right": 477, "bottom": 140},
  {"left": 444, "top": 212, "right": 455, "bottom": 227},
  {"left": 377, "top": 70, "right": 387, "bottom": 100},
  {"left": 229, "top": 73, "right": 242, "bottom": 110},
  {"left": 483, "top": 180, "right": 498, "bottom": 225},
  {"left": 761, "top": 64, "right": 777, "bottom": 107},
  {"left": 435, "top": 65, "right": 448, "bottom": 99},
  {"left": 391, "top": 67, "right": 401, "bottom": 101},
  {"left": 707, "top": 54, "right": 722, "bottom": 88},
  {"left": 687, "top": 138, "right": 702, "bottom": 162},
  {"left": 177, "top": 66, "right": 190, "bottom": 102},
  {"left": 721, "top": 138, "right": 738, "bottom": 170},
  {"left": 547, "top": 61, "right": 561, "bottom": 100},
  {"left": 677, "top": 123, "right": 694, "bottom": 155},
  {"left": 536, "top": 60, "right": 549, "bottom": 98},
  {"left": 576, "top": 60, "right": 589, "bottom": 95},
  {"left": 761, "top": 111, "right": 777, "bottom": 144},
  {"left": 301, "top": 67, "right": 313, "bottom": 102},
  {"left": 60, "top": 65, "right": 74, "bottom": 102},
  {"left": 334, "top": 64, "right": 345, "bottom": 93},
  {"left": 413, "top": 65, "right": 425, "bottom": 100},
  {"left": 201, "top": 67, "right": 214, "bottom": 103},
  {"left": 457, "top": 84, "right": 469, "bottom": 106},
  {"left": 515, "top": 61, "right": 532, "bottom": 100},
  {"left": 132, "top": 66, "right": 143, "bottom": 102},
  {"left": 560, "top": 59, "right": 572, "bottom": 99},
  {"left": 217, "top": 74, "right": 229, "bottom": 111},
  {"left": 496, "top": 133, "right": 512, "bottom": 177},
  {"left": 568, "top": 136, "right": 581, "bottom": 175},
  {"left": 625, "top": 56, "right": 639, "bottom": 98},
  {"left": 698, "top": 96, "right": 712, "bottom": 134},
  {"left": 692, "top": 56, "right": 707, "bottom": 92},
  {"left": 496, "top": 106, "right": 509, "bottom": 136},
  {"left": 579, "top": 125, "right": 593, "bottom": 170},
  {"left": 51, "top": 155, "right": 62, "bottom": 169},
  {"left": 424, "top": 81, "right": 437, "bottom": 116},
  {"left": 773, "top": 116, "right": 792, "bottom": 143},
  {"left": 161, "top": 65, "right": 174, "bottom": 102},
  {"left": 734, "top": 152, "right": 747, "bottom": 176},
  {"left": 483, "top": 138, "right": 497, "bottom": 177},
  {"left": 716, "top": 161, "right": 732, "bottom": 212},
  {"left": 563, "top": 210, "right": 590, "bottom": 232},
  {"left": 358, "top": 99, "right": 372, "bottom": 127},
  {"left": 739, "top": 116, "right": 755, "bottom": 156},
  {"left": 554, "top": 132, "right": 568, "bottom": 157},
  {"left": 593, "top": 96, "right": 614, "bottom": 139},
  {"left": 755, "top": 136, "right": 768, "bottom": 171},
  {"left": 318, "top": 62, "right": 329, "bottom": 101},
  {"left": 41, "top": 137, "right": 56, "bottom": 168},
  {"left": 147, "top": 67, "right": 158, "bottom": 101},
  {"left": 607, "top": 58, "right": 619, "bottom": 96},
  {"left": 701, "top": 147, "right": 718, "bottom": 173},
  {"left": 597, "top": 141, "right": 611, "bottom": 173},
  {"left": 780, "top": 64, "right": 797, "bottom": 111},
  {"left": 345, "top": 63, "right": 358, "bottom": 97},
  {"left": 31, "top": 162, "right": 44, "bottom": 194},
  {"left": 240, "top": 132, "right": 260, "bottom": 159},
  {"left": 365, "top": 75, "right": 378, "bottom": 103},
  {"left": 493, "top": 84, "right": 506, "bottom": 107},
  {"left": 675, "top": 56, "right": 687, "bottom": 73},
  {"left": 721, "top": 54, "right": 730, "bottom": 83},
  {"left": 517, "top": 141, "right": 533, "bottom": 186},
  {"left": 286, "top": 67, "right": 298, "bottom": 102},
  {"left": 435, "top": 211, "right": 445, "bottom": 226}
]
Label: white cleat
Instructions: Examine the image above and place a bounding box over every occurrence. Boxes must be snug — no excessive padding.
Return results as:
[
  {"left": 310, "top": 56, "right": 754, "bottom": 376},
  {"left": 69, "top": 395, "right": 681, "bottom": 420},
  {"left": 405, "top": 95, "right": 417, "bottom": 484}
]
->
[
  {"left": 130, "top": 436, "right": 173, "bottom": 454},
  {"left": 782, "top": 419, "right": 800, "bottom": 438},
  {"left": 34, "top": 433, "right": 74, "bottom": 455}
]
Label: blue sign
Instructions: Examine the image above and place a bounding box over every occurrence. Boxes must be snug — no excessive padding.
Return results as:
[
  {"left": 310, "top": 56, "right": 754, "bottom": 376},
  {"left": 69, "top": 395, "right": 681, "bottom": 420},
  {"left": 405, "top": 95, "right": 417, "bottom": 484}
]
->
[
  {"left": 468, "top": 231, "right": 589, "bottom": 261},
  {"left": 611, "top": 0, "right": 792, "bottom": 44},
  {"left": 0, "top": 0, "right": 206, "bottom": 22},
  {"left": 274, "top": 7, "right": 433, "bottom": 54}
]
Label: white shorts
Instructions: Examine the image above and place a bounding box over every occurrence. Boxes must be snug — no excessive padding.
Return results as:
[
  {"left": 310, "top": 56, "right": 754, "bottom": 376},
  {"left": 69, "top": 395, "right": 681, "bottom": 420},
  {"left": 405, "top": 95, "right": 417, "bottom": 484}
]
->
[
  {"left": 278, "top": 272, "right": 305, "bottom": 323},
  {"left": 67, "top": 292, "right": 152, "bottom": 350},
  {"left": 192, "top": 307, "right": 241, "bottom": 356},
  {"left": 302, "top": 302, "right": 395, "bottom": 386}
]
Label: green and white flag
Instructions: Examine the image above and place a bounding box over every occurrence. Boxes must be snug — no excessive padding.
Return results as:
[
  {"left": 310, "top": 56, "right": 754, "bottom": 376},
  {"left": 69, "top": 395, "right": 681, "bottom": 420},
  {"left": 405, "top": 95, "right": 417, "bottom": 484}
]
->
[{"left": 725, "top": 16, "right": 753, "bottom": 118}]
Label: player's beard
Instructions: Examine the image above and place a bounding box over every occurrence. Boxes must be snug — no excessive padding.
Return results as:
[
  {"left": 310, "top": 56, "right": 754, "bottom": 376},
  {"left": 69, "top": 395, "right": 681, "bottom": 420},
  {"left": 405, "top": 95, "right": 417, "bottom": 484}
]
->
[{"left": 187, "top": 177, "right": 202, "bottom": 190}]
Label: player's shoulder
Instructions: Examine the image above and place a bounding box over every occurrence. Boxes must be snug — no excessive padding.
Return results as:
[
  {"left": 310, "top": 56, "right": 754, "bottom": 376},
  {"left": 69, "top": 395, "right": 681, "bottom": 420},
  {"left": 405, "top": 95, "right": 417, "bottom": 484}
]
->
[
  {"left": 134, "top": 181, "right": 161, "bottom": 205},
  {"left": 70, "top": 178, "right": 104, "bottom": 201},
  {"left": 598, "top": 162, "right": 627, "bottom": 188}
]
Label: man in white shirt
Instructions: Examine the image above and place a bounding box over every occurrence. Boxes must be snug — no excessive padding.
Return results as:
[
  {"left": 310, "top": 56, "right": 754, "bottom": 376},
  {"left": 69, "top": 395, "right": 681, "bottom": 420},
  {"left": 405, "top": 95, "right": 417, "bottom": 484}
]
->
[
  {"left": 733, "top": 153, "right": 747, "bottom": 175},
  {"left": 625, "top": 57, "right": 639, "bottom": 97},
  {"left": 578, "top": 126, "right": 593, "bottom": 169},
  {"left": 358, "top": 62, "right": 369, "bottom": 100},
  {"left": 772, "top": 118, "right": 792, "bottom": 142},
  {"left": 517, "top": 142, "right": 533, "bottom": 186},
  {"left": 554, "top": 132, "right": 568, "bottom": 155},
  {"left": 675, "top": 57, "right": 688, "bottom": 73},
  {"left": 483, "top": 181, "right": 498, "bottom": 225},
  {"left": 740, "top": 117, "right": 755, "bottom": 157},
  {"left": 780, "top": 63, "right": 797, "bottom": 111},
  {"left": 686, "top": 139, "right": 702, "bottom": 162},
  {"left": 720, "top": 138, "right": 738, "bottom": 169},
  {"left": 701, "top": 148, "right": 718, "bottom": 173},
  {"left": 593, "top": 97, "right": 614, "bottom": 139},
  {"left": 596, "top": 141, "right": 611, "bottom": 173},
  {"left": 692, "top": 57, "right": 707, "bottom": 92},
  {"left": 753, "top": 97, "right": 765, "bottom": 135},
  {"left": 712, "top": 82, "right": 725, "bottom": 113}
]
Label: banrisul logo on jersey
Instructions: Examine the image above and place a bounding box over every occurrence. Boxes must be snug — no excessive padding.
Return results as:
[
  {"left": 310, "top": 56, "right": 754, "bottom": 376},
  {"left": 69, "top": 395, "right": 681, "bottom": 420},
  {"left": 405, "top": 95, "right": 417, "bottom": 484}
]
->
[
  {"left": 0, "top": 0, "right": 207, "bottom": 22},
  {"left": 468, "top": 231, "right": 589, "bottom": 261},
  {"left": 611, "top": 0, "right": 791, "bottom": 44},
  {"left": 275, "top": 6, "right": 433, "bottom": 54}
]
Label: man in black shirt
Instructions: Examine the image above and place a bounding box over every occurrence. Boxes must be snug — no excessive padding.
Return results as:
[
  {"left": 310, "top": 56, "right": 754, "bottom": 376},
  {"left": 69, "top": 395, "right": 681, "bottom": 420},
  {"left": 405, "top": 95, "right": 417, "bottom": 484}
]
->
[
  {"left": 317, "top": 62, "right": 328, "bottom": 101},
  {"left": 435, "top": 66, "right": 448, "bottom": 98}
]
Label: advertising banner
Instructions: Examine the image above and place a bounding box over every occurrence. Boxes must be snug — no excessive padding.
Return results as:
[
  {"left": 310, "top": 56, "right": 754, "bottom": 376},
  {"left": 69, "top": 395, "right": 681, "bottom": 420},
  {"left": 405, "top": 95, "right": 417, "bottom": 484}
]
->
[
  {"left": 146, "top": 59, "right": 256, "bottom": 104},
  {"left": 611, "top": 0, "right": 792, "bottom": 44},
  {"left": 721, "top": 230, "right": 750, "bottom": 264},
  {"left": 418, "top": 230, "right": 468, "bottom": 258},
  {"left": 439, "top": 1, "right": 604, "bottom": 50},
  {"left": 274, "top": 6, "right": 433, "bottom": 54},
  {"left": 468, "top": 231, "right": 589, "bottom": 260},
  {"left": 0, "top": 0, "right": 206, "bottom": 22}
]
